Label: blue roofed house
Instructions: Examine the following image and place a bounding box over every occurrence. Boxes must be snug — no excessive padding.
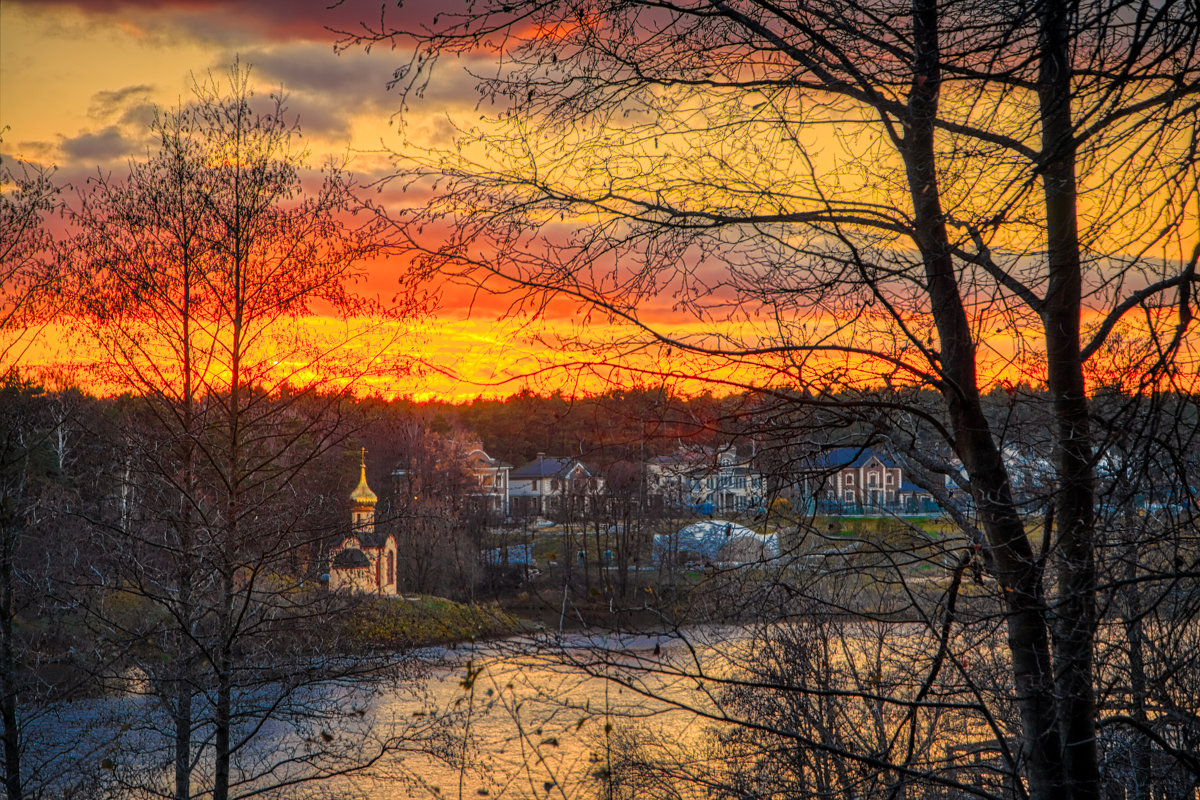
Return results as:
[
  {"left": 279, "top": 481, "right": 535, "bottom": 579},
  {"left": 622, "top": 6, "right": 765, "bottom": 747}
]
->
[{"left": 815, "top": 447, "right": 938, "bottom": 514}]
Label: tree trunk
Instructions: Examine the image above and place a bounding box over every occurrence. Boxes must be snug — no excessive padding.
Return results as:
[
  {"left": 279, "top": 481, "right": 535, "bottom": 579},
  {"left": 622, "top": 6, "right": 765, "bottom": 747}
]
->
[
  {"left": 213, "top": 570, "right": 234, "bottom": 800},
  {"left": 2, "top": 519, "right": 22, "bottom": 800},
  {"left": 1038, "top": 0, "right": 1100, "bottom": 796},
  {"left": 172, "top": 561, "right": 194, "bottom": 800},
  {"left": 901, "top": 0, "right": 1065, "bottom": 795},
  {"left": 173, "top": 676, "right": 192, "bottom": 800},
  {"left": 1123, "top": 532, "right": 1151, "bottom": 800}
]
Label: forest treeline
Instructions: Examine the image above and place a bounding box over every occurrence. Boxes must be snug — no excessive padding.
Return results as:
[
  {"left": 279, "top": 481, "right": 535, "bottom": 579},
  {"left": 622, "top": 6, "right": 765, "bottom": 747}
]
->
[
  {"left": 15, "top": 378, "right": 1194, "bottom": 507},
  {"left": 364, "top": 386, "right": 738, "bottom": 468}
]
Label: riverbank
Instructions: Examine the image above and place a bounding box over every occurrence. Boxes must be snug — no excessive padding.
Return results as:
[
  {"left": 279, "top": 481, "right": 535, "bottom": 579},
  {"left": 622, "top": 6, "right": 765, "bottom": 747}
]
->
[{"left": 342, "top": 594, "right": 526, "bottom": 649}]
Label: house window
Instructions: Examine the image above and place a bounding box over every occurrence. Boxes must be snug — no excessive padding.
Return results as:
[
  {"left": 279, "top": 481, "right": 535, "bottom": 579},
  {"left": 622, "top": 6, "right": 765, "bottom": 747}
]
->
[
  {"left": 886, "top": 473, "right": 894, "bottom": 485},
  {"left": 868, "top": 473, "right": 879, "bottom": 487},
  {"left": 532, "top": 480, "right": 539, "bottom": 491},
  {"left": 387, "top": 552, "right": 394, "bottom": 585},
  {"left": 845, "top": 473, "right": 855, "bottom": 486},
  {"left": 844, "top": 490, "right": 855, "bottom": 503}
]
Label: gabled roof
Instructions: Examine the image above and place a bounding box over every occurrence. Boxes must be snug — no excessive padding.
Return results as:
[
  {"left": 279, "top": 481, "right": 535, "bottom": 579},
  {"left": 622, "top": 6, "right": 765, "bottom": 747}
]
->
[
  {"left": 466, "top": 448, "right": 511, "bottom": 470},
  {"left": 511, "top": 456, "right": 592, "bottom": 480},
  {"left": 820, "top": 447, "right": 900, "bottom": 469}
]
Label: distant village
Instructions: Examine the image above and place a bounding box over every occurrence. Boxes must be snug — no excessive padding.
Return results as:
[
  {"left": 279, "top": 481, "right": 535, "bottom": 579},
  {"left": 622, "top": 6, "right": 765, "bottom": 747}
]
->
[
  {"left": 324, "top": 438, "right": 949, "bottom": 595},
  {"left": 465, "top": 443, "right": 945, "bottom": 519}
]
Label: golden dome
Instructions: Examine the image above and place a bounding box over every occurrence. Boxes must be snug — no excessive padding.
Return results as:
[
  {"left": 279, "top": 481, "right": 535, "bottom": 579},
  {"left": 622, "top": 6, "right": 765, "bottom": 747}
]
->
[{"left": 350, "top": 450, "right": 378, "bottom": 508}]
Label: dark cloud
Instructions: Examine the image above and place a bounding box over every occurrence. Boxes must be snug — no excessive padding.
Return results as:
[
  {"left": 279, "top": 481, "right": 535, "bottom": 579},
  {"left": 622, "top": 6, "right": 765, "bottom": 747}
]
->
[
  {"left": 88, "top": 85, "right": 159, "bottom": 132},
  {"left": 236, "top": 42, "right": 489, "bottom": 110},
  {"left": 186, "top": 45, "right": 391, "bottom": 141},
  {"left": 287, "top": 98, "right": 354, "bottom": 141},
  {"left": 0, "top": 140, "right": 60, "bottom": 166},
  {"left": 245, "top": 45, "right": 395, "bottom": 109},
  {"left": 6, "top": 0, "right": 456, "bottom": 44},
  {"left": 229, "top": 44, "right": 489, "bottom": 141},
  {"left": 88, "top": 84, "right": 155, "bottom": 117},
  {"left": 53, "top": 84, "right": 162, "bottom": 166},
  {"left": 118, "top": 102, "right": 159, "bottom": 130},
  {"left": 403, "top": 54, "right": 494, "bottom": 109},
  {"left": 59, "top": 125, "right": 139, "bottom": 162}
]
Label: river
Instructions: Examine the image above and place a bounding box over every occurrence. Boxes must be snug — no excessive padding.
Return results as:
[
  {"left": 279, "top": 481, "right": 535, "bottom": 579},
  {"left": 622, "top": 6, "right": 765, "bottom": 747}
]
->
[
  {"left": 32, "top": 622, "right": 1009, "bottom": 799},
  {"left": 356, "top": 630, "right": 728, "bottom": 800},
  {"left": 29, "top": 629, "right": 730, "bottom": 800}
]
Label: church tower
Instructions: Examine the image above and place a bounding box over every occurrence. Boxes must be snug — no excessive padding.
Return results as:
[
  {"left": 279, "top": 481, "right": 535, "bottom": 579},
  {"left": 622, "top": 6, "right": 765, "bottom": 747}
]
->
[{"left": 350, "top": 448, "right": 377, "bottom": 533}]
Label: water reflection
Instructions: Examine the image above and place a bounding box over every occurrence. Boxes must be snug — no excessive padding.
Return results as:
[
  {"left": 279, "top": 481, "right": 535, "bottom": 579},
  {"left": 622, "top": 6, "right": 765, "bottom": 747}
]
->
[
  {"left": 38, "top": 623, "right": 1026, "bottom": 799},
  {"left": 363, "top": 632, "right": 709, "bottom": 800}
]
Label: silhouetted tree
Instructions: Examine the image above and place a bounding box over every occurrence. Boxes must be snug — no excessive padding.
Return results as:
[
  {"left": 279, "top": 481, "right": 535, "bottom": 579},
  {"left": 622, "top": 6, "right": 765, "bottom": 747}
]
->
[
  {"left": 70, "top": 63, "right": 432, "bottom": 800},
  {"left": 0, "top": 148, "right": 63, "bottom": 378},
  {"left": 344, "top": 0, "right": 1200, "bottom": 797}
]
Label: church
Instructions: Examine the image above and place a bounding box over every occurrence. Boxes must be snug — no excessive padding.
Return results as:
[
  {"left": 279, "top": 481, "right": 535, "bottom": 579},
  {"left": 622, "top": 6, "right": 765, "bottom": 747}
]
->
[{"left": 327, "top": 452, "right": 400, "bottom": 596}]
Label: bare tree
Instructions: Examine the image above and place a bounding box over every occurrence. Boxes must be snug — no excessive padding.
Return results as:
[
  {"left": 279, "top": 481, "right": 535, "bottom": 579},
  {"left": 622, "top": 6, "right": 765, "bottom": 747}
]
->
[
  {"left": 0, "top": 382, "right": 58, "bottom": 800},
  {"left": 0, "top": 146, "right": 82, "bottom": 800},
  {"left": 341, "top": 1, "right": 1200, "bottom": 797},
  {"left": 384, "top": 422, "right": 483, "bottom": 599},
  {"left": 69, "top": 63, "right": 435, "bottom": 800},
  {"left": 0, "top": 145, "right": 64, "bottom": 378}
]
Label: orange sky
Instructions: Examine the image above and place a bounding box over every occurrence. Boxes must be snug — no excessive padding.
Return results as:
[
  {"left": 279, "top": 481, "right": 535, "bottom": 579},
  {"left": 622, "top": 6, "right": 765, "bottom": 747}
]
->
[
  {"left": 3, "top": 1, "right": 1196, "bottom": 401},
  {"left": 0, "top": 1, "right": 584, "bottom": 399},
  {"left": 0, "top": 0, "right": 795, "bottom": 400}
]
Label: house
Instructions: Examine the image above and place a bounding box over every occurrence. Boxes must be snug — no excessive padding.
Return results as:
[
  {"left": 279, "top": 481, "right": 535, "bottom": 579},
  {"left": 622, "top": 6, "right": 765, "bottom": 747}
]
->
[
  {"left": 463, "top": 443, "right": 511, "bottom": 516},
  {"left": 509, "top": 453, "right": 604, "bottom": 518},
  {"left": 327, "top": 452, "right": 400, "bottom": 596},
  {"left": 646, "top": 445, "right": 764, "bottom": 514},
  {"left": 815, "top": 447, "right": 937, "bottom": 514},
  {"left": 391, "top": 439, "right": 511, "bottom": 517}
]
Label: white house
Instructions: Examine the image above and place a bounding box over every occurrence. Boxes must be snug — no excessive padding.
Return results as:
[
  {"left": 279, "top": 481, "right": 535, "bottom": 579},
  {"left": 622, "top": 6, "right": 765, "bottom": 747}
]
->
[
  {"left": 509, "top": 453, "right": 604, "bottom": 518},
  {"left": 646, "top": 445, "right": 764, "bottom": 514},
  {"left": 463, "top": 443, "right": 511, "bottom": 516}
]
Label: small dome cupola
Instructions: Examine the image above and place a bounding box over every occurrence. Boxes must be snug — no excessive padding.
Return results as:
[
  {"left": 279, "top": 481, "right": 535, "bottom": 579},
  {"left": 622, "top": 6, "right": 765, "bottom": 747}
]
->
[
  {"left": 350, "top": 448, "right": 378, "bottom": 534},
  {"left": 350, "top": 447, "right": 378, "bottom": 509}
]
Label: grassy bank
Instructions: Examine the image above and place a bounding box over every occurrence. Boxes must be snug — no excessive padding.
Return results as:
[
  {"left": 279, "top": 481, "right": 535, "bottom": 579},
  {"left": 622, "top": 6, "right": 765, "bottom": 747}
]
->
[{"left": 342, "top": 594, "right": 525, "bottom": 650}]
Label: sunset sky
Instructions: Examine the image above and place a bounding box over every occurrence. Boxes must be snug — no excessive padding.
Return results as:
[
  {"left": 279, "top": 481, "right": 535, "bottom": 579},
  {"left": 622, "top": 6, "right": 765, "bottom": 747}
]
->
[
  {"left": 2, "top": 0, "right": 620, "bottom": 400},
  {"left": 4, "top": 1, "right": 1195, "bottom": 400}
]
